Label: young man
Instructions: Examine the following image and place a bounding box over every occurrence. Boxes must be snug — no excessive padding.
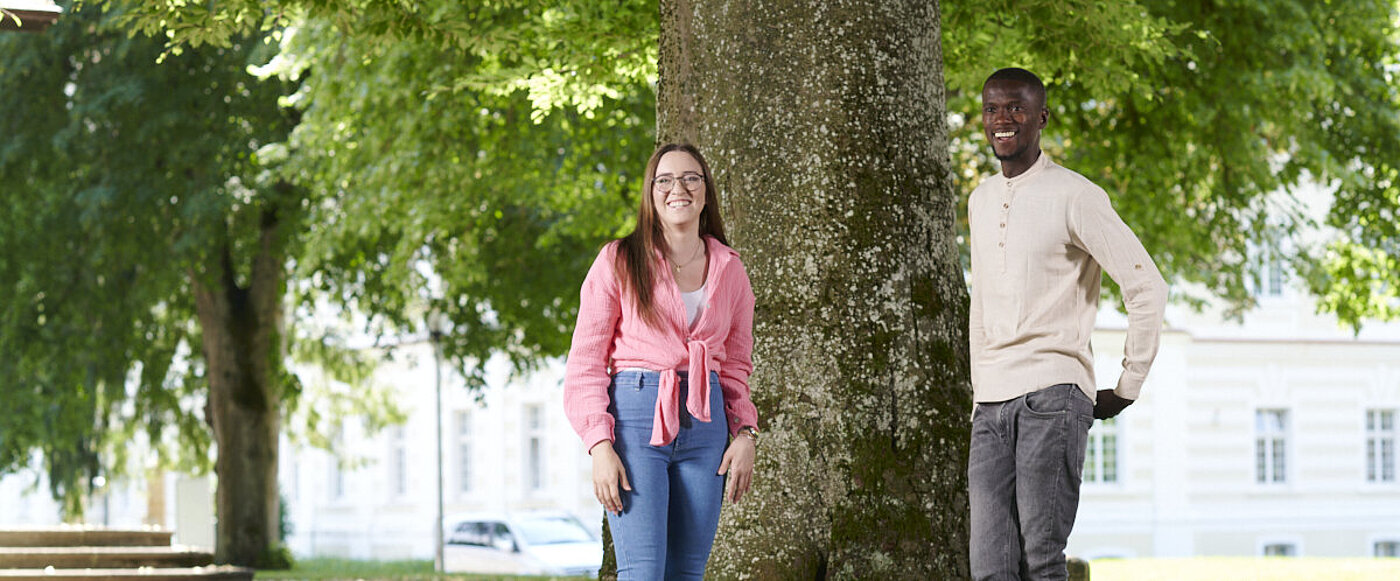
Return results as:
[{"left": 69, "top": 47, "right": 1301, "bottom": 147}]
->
[{"left": 966, "top": 68, "right": 1169, "bottom": 580}]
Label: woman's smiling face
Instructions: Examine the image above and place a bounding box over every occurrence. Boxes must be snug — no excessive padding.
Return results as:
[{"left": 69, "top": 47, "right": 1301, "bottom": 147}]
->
[{"left": 651, "top": 150, "right": 707, "bottom": 230}]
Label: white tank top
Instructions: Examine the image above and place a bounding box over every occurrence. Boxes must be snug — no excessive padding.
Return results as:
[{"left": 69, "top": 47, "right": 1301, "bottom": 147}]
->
[{"left": 682, "top": 284, "right": 706, "bottom": 328}]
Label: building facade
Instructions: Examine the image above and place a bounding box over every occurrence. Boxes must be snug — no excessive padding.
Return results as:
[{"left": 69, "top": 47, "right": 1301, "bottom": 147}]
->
[
  {"left": 1068, "top": 287, "right": 1400, "bottom": 559},
  {"left": 278, "top": 348, "right": 598, "bottom": 560}
]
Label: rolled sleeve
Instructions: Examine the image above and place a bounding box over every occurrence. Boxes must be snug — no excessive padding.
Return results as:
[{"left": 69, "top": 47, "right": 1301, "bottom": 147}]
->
[{"left": 1069, "top": 189, "right": 1168, "bottom": 400}]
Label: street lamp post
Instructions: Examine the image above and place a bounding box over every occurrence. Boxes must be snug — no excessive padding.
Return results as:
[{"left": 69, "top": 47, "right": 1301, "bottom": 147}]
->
[{"left": 428, "top": 315, "right": 446, "bottom": 573}]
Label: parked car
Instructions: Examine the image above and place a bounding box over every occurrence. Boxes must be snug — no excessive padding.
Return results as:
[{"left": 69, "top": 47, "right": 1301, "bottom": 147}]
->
[{"left": 443, "top": 511, "right": 601, "bottom": 577}]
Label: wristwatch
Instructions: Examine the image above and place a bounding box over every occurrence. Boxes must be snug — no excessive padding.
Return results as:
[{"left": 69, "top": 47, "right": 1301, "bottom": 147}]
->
[{"left": 739, "top": 425, "right": 759, "bottom": 444}]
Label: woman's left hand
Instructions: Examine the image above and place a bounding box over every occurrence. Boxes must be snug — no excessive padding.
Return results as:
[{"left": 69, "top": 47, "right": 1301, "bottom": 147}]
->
[{"left": 717, "top": 435, "right": 756, "bottom": 504}]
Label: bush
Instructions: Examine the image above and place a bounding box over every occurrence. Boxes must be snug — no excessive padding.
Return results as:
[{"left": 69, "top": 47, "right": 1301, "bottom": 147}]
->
[{"left": 257, "top": 542, "right": 295, "bottom": 571}]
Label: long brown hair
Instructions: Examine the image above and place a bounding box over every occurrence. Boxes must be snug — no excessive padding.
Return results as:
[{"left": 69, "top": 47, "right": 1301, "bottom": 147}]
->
[{"left": 614, "top": 143, "right": 728, "bottom": 329}]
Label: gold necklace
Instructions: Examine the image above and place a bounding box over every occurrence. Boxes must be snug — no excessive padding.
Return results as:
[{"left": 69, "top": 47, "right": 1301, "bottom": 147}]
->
[{"left": 669, "top": 241, "right": 705, "bottom": 275}]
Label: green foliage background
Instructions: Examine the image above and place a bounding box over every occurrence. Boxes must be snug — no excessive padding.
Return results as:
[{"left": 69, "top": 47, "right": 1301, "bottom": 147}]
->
[
  {"left": 944, "top": 0, "right": 1400, "bottom": 326},
  {"left": 0, "top": 2, "right": 296, "bottom": 512},
  {"left": 0, "top": 0, "right": 657, "bottom": 513}
]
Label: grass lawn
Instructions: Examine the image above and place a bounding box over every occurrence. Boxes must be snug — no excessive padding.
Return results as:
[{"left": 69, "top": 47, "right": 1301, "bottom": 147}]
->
[
  {"left": 252, "top": 558, "right": 589, "bottom": 581},
  {"left": 1090, "top": 557, "right": 1400, "bottom": 581},
  {"left": 255, "top": 556, "right": 1400, "bottom": 580}
]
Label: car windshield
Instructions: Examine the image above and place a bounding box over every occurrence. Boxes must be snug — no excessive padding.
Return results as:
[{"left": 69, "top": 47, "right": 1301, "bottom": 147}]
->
[{"left": 514, "top": 516, "right": 594, "bottom": 545}]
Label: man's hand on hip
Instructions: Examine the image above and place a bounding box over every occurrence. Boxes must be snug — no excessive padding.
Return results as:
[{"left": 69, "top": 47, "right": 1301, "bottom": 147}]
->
[{"left": 1093, "top": 389, "right": 1134, "bottom": 420}]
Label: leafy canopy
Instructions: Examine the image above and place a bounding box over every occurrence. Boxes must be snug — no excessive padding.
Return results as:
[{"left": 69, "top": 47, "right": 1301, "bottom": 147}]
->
[
  {"left": 270, "top": 14, "right": 656, "bottom": 386},
  {"left": 0, "top": 1, "right": 296, "bottom": 511},
  {"left": 2, "top": 0, "right": 657, "bottom": 510},
  {"left": 138, "top": 0, "right": 1400, "bottom": 329},
  {"left": 99, "top": 0, "right": 661, "bottom": 372}
]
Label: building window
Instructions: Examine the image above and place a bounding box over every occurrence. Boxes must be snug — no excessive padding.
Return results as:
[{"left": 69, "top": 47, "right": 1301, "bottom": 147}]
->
[
  {"left": 289, "top": 459, "right": 299, "bottom": 502},
  {"left": 1084, "top": 418, "right": 1120, "bottom": 483},
  {"left": 1264, "top": 258, "right": 1285, "bottom": 297},
  {"left": 1255, "top": 409, "right": 1289, "bottom": 484},
  {"left": 330, "top": 426, "right": 345, "bottom": 500},
  {"left": 456, "top": 410, "right": 474, "bottom": 494},
  {"left": 1262, "top": 542, "right": 1296, "bottom": 557},
  {"left": 1375, "top": 540, "right": 1400, "bottom": 557},
  {"left": 389, "top": 425, "right": 408, "bottom": 497},
  {"left": 1367, "top": 409, "right": 1396, "bottom": 483},
  {"left": 525, "top": 405, "right": 544, "bottom": 492}
]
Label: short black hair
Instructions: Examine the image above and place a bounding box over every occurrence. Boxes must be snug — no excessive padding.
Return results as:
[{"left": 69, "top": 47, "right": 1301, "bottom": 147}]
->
[{"left": 984, "top": 67, "right": 1046, "bottom": 109}]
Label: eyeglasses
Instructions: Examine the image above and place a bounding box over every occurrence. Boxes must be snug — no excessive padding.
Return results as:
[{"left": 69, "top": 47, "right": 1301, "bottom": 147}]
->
[{"left": 653, "top": 174, "right": 705, "bottom": 191}]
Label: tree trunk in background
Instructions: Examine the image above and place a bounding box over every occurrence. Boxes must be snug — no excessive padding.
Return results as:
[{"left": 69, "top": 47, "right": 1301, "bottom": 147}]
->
[
  {"left": 598, "top": 516, "right": 617, "bottom": 580},
  {"left": 192, "top": 208, "right": 286, "bottom": 567},
  {"left": 658, "top": 0, "right": 971, "bottom": 578}
]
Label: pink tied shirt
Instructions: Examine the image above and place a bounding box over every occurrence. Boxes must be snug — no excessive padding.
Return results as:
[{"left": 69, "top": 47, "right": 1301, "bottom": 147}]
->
[
  {"left": 657, "top": 341, "right": 712, "bottom": 445},
  {"left": 563, "top": 236, "right": 759, "bottom": 450}
]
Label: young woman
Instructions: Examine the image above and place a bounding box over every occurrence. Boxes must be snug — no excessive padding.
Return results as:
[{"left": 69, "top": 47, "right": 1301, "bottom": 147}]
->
[{"left": 563, "top": 143, "right": 760, "bottom": 580}]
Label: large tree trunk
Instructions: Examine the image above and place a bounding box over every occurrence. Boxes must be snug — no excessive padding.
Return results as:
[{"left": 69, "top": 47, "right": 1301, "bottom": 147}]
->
[
  {"left": 192, "top": 207, "right": 285, "bottom": 567},
  {"left": 658, "top": 1, "right": 971, "bottom": 578}
]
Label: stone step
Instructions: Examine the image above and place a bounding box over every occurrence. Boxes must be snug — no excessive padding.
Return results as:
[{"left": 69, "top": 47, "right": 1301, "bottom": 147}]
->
[
  {"left": 0, "top": 528, "right": 172, "bottom": 548},
  {"left": 0, "top": 546, "right": 213, "bottom": 569},
  {"left": 0, "top": 567, "right": 252, "bottom": 581}
]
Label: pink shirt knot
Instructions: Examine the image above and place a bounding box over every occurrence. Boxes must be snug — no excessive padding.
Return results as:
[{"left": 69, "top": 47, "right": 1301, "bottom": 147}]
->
[{"left": 651, "top": 340, "right": 713, "bottom": 446}]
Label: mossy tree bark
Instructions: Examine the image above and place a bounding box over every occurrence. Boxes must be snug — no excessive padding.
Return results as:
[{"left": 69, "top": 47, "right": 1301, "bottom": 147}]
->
[{"left": 657, "top": 0, "right": 972, "bottom": 578}]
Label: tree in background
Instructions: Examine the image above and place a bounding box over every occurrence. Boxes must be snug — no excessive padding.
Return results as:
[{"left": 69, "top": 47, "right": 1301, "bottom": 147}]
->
[
  {"left": 0, "top": 7, "right": 298, "bottom": 557},
  {"left": 1, "top": 0, "right": 654, "bottom": 566}
]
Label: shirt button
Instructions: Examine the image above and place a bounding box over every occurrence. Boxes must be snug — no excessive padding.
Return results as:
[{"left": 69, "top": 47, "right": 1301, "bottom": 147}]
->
[
  {"left": 1003, "top": 203, "right": 1010, "bottom": 209},
  {"left": 999, "top": 223, "right": 1006, "bottom": 228},
  {"left": 998, "top": 242, "right": 1005, "bottom": 247}
]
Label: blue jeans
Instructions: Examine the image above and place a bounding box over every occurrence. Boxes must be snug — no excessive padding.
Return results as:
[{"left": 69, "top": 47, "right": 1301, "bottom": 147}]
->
[
  {"left": 968, "top": 384, "right": 1094, "bottom": 581},
  {"left": 606, "top": 370, "right": 728, "bottom": 581}
]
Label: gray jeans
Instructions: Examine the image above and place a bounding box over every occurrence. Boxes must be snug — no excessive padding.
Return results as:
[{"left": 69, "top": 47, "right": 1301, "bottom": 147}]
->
[{"left": 968, "top": 384, "right": 1094, "bottom": 581}]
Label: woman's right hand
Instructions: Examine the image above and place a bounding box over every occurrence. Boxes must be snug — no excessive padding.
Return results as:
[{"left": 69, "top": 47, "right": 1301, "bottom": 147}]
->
[{"left": 590, "top": 441, "right": 631, "bottom": 515}]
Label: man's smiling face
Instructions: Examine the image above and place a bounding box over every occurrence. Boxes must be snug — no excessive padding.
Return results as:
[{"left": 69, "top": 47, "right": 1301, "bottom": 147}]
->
[{"left": 981, "top": 78, "right": 1048, "bottom": 173}]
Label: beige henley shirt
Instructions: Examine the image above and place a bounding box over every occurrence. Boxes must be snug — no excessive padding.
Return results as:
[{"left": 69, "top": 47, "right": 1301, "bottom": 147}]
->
[{"left": 968, "top": 152, "right": 1168, "bottom": 404}]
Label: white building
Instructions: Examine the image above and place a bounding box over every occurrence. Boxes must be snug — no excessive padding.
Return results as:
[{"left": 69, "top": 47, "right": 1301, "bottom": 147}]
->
[
  {"left": 1068, "top": 277, "right": 1400, "bottom": 559},
  {"left": 278, "top": 347, "right": 598, "bottom": 560}
]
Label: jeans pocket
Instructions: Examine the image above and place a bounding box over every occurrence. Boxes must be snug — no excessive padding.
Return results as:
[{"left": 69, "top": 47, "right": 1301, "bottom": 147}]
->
[
  {"left": 610, "top": 373, "right": 656, "bottom": 430},
  {"left": 1022, "top": 384, "right": 1077, "bottom": 418}
]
